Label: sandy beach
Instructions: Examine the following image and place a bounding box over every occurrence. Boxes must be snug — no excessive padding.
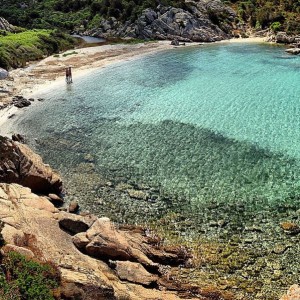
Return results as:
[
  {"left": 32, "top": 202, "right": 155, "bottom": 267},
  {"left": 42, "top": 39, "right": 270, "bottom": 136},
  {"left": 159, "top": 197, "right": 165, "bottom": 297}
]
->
[{"left": 0, "top": 37, "right": 267, "bottom": 132}]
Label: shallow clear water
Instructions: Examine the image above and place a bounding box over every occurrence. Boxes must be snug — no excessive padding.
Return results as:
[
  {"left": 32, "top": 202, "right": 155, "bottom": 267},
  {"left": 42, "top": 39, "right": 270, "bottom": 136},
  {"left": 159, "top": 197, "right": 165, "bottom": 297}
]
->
[
  {"left": 11, "top": 42, "right": 300, "bottom": 211},
  {"left": 7, "top": 42, "right": 300, "bottom": 298}
]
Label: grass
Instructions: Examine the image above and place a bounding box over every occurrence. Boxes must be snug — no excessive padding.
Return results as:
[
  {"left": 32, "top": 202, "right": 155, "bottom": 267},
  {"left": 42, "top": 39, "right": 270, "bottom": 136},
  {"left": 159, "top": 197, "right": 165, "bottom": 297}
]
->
[
  {"left": 0, "top": 29, "right": 75, "bottom": 69},
  {"left": 62, "top": 51, "right": 78, "bottom": 57}
]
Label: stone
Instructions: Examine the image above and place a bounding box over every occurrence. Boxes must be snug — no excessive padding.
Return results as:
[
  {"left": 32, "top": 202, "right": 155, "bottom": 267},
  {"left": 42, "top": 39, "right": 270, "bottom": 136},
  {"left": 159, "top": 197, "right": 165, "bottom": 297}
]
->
[
  {"left": 69, "top": 200, "right": 79, "bottom": 213},
  {"left": 285, "top": 48, "right": 300, "bottom": 55},
  {"left": 171, "top": 39, "right": 179, "bottom": 46},
  {"left": 280, "top": 222, "right": 300, "bottom": 234},
  {"left": 48, "top": 193, "right": 64, "bottom": 205},
  {"left": 127, "top": 189, "right": 149, "bottom": 200},
  {"left": 280, "top": 285, "right": 300, "bottom": 300},
  {"left": 276, "top": 32, "right": 295, "bottom": 44},
  {"left": 0, "top": 183, "right": 200, "bottom": 300},
  {"left": 115, "top": 261, "right": 158, "bottom": 286},
  {"left": 1, "top": 244, "right": 35, "bottom": 258},
  {"left": 0, "top": 136, "right": 63, "bottom": 194},
  {"left": 12, "top": 96, "right": 31, "bottom": 108},
  {"left": 0, "top": 17, "right": 15, "bottom": 32},
  {"left": 0, "top": 68, "right": 9, "bottom": 80},
  {"left": 58, "top": 212, "right": 96, "bottom": 234},
  {"left": 11, "top": 133, "right": 25, "bottom": 143}
]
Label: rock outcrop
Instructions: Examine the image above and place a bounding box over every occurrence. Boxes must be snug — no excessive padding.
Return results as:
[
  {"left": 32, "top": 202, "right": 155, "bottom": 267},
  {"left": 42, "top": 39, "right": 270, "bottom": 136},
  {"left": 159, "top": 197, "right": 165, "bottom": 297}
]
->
[
  {"left": 280, "top": 285, "right": 300, "bottom": 300},
  {"left": 0, "top": 136, "right": 62, "bottom": 194},
  {"left": 0, "top": 17, "right": 15, "bottom": 32},
  {"left": 86, "top": 0, "right": 236, "bottom": 42},
  {"left": 0, "top": 68, "right": 9, "bottom": 80},
  {"left": 0, "top": 183, "right": 231, "bottom": 300}
]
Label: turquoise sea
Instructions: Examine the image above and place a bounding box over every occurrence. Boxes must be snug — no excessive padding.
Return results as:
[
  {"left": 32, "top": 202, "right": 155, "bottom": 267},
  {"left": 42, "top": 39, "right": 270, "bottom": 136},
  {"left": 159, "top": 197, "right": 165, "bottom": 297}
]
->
[{"left": 7, "top": 42, "right": 300, "bottom": 298}]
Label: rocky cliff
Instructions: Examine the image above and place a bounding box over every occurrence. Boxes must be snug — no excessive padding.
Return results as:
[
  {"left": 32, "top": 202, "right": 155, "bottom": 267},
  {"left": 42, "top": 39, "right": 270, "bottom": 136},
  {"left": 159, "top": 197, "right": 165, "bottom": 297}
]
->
[
  {"left": 0, "top": 17, "right": 15, "bottom": 32},
  {"left": 86, "top": 0, "right": 236, "bottom": 42},
  {"left": 0, "top": 136, "right": 62, "bottom": 194},
  {"left": 0, "top": 182, "right": 235, "bottom": 299}
]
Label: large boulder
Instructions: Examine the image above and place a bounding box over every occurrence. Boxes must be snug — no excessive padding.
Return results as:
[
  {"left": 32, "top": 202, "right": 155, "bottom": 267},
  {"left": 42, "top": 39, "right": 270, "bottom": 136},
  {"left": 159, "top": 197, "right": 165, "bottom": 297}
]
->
[
  {"left": 0, "top": 136, "right": 62, "bottom": 194},
  {"left": 0, "top": 183, "right": 209, "bottom": 300},
  {"left": 73, "top": 217, "right": 191, "bottom": 268},
  {"left": 276, "top": 32, "right": 295, "bottom": 44},
  {"left": 0, "top": 68, "right": 9, "bottom": 80}
]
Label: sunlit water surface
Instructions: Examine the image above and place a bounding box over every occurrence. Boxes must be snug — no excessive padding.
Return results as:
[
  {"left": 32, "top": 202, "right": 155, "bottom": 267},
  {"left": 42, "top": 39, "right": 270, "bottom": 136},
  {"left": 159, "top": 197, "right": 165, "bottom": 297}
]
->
[{"left": 6, "top": 42, "right": 300, "bottom": 297}]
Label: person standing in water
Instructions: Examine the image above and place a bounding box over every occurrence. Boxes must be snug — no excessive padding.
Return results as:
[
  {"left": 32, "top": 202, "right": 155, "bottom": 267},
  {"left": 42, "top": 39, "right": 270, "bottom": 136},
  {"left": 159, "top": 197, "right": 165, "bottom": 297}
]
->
[
  {"left": 68, "top": 66, "right": 73, "bottom": 83},
  {"left": 65, "top": 66, "right": 73, "bottom": 84}
]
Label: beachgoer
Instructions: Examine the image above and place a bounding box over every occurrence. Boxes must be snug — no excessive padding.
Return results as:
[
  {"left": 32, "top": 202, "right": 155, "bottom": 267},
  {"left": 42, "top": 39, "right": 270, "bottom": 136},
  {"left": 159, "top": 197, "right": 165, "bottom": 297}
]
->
[
  {"left": 68, "top": 66, "right": 73, "bottom": 83},
  {"left": 65, "top": 67, "right": 70, "bottom": 83}
]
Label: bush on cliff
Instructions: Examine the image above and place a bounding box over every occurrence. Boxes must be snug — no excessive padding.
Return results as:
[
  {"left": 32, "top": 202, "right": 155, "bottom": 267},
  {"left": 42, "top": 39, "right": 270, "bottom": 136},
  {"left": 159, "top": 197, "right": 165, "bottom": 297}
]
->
[
  {"left": 0, "top": 29, "right": 75, "bottom": 69},
  {"left": 0, "top": 251, "right": 60, "bottom": 300}
]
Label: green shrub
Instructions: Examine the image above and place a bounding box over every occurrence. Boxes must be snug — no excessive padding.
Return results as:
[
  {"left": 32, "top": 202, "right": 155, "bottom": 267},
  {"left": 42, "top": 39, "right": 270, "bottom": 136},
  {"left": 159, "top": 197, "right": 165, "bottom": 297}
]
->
[
  {"left": 0, "top": 30, "right": 75, "bottom": 69},
  {"left": 270, "top": 21, "right": 282, "bottom": 32},
  {"left": 0, "top": 252, "right": 60, "bottom": 300}
]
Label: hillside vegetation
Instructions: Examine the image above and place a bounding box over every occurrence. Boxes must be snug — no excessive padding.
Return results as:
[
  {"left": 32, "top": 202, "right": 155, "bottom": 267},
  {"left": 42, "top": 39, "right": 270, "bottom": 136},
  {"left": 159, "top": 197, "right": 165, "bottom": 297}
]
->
[
  {"left": 1, "top": 0, "right": 300, "bottom": 34},
  {"left": 0, "top": 0, "right": 186, "bottom": 31},
  {"left": 0, "top": 29, "right": 74, "bottom": 69},
  {"left": 225, "top": 0, "right": 300, "bottom": 33}
]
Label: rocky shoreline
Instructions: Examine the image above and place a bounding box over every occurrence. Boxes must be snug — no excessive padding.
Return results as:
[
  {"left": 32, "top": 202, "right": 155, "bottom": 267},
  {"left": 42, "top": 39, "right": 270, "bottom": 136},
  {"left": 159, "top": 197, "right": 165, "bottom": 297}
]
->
[
  {"left": 1, "top": 35, "right": 300, "bottom": 299},
  {"left": 0, "top": 135, "right": 235, "bottom": 299},
  {"left": 1, "top": 134, "right": 299, "bottom": 299}
]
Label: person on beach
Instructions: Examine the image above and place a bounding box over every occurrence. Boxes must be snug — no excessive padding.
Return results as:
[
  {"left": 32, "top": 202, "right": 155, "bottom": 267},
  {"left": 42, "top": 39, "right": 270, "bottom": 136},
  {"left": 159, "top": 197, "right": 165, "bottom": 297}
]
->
[
  {"left": 68, "top": 66, "right": 73, "bottom": 84},
  {"left": 65, "top": 66, "right": 73, "bottom": 84}
]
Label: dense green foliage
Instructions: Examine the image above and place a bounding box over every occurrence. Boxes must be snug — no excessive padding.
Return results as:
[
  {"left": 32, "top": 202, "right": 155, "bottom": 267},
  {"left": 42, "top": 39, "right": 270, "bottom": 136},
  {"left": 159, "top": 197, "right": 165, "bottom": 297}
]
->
[
  {"left": 0, "top": 29, "right": 75, "bottom": 69},
  {"left": 0, "top": 251, "right": 60, "bottom": 300},
  {"left": 1, "top": 0, "right": 300, "bottom": 34},
  {"left": 0, "top": 0, "right": 187, "bottom": 31},
  {"left": 224, "top": 0, "right": 300, "bottom": 33}
]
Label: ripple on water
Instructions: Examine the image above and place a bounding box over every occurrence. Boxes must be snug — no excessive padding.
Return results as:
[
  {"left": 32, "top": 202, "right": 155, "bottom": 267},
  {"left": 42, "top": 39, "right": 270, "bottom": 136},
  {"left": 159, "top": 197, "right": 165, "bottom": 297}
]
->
[{"left": 6, "top": 42, "right": 300, "bottom": 299}]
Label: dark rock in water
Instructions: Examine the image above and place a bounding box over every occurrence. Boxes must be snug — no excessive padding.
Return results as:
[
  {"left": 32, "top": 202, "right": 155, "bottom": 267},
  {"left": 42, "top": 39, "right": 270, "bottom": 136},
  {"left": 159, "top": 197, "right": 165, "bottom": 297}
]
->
[
  {"left": 12, "top": 95, "right": 31, "bottom": 108},
  {"left": 69, "top": 200, "right": 79, "bottom": 213},
  {"left": 28, "top": 98, "right": 35, "bottom": 102},
  {"left": 0, "top": 68, "right": 9, "bottom": 80},
  {"left": 37, "top": 98, "right": 45, "bottom": 101},
  {"left": 285, "top": 48, "right": 300, "bottom": 55},
  {"left": 8, "top": 114, "right": 15, "bottom": 119},
  {"left": 280, "top": 222, "right": 300, "bottom": 234},
  {"left": 12, "top": 133, "right": 25, "bottom": 143}
]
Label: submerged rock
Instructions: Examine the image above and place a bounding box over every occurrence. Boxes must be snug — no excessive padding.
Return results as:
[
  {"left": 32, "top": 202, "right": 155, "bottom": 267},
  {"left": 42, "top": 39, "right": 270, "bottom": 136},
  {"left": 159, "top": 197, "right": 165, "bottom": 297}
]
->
[
  {"left": 0, "top": 183, "right": 207, "bottom": 300},
  {"left": 280, "top": 222, "right": 300, "bottom": 234},
  {"left": 12, "top": 95, "right": 31, "bottom": 108}
]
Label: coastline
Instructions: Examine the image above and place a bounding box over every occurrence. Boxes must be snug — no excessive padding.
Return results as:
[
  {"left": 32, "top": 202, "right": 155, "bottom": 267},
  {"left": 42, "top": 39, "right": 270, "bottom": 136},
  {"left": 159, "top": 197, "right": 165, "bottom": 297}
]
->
[
  {"left": 1, "top": 35, "right": 299, "bottom": 299},
  {"left": 0, "top": 37, "right": 267, "bottom": 134}
]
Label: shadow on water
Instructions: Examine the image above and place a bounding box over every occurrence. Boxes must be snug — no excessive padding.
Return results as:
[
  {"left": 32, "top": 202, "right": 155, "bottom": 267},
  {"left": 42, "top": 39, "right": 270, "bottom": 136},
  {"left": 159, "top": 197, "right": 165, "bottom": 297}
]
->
[{"left": 34, "top": 118, "right": 300, "bottom": 229}]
